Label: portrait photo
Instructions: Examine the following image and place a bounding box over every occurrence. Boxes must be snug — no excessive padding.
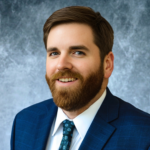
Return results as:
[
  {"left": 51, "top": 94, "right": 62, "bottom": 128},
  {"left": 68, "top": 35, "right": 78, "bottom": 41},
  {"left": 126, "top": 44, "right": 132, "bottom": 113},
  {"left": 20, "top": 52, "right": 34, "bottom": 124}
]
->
[{"left": 0, "top": 0, "right": 150, "bottom": 149}]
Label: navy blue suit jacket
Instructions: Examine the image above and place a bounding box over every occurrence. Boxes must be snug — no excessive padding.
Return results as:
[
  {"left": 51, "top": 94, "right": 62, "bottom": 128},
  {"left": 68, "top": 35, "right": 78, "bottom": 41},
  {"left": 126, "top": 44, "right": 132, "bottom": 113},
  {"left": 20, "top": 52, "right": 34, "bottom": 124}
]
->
[{"left": 11, "top": 88, "right": 150, "bottom": 150}]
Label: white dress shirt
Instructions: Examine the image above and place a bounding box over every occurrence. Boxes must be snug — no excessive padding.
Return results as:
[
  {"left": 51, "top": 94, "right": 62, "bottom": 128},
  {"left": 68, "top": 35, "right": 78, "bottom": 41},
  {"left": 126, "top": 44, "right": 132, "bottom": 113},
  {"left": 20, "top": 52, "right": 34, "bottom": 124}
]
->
[{"left": 46, "top": 90, "right": 106, "bottom": 150}]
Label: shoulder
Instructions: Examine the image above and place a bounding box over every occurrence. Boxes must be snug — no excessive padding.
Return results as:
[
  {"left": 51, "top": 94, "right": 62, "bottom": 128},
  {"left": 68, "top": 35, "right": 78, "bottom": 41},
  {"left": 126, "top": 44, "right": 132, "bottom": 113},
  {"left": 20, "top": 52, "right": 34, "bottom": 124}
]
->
[
  {"left": 106, "top": 95, "right": 150, "bottom": 149},
  {"left": 15, "top": 98, "right": 56, "bottom": 120},
  {"left": 115, "top": 96, "right": 150, "bottom": 125},
  {"left": 11, "top": 99, "right": 57, "bottom": 148}
]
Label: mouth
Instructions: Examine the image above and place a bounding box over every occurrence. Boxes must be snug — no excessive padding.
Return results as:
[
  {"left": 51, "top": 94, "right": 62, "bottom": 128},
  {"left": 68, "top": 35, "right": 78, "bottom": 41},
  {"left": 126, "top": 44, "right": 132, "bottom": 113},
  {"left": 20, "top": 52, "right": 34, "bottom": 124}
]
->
[
  {"left": 56, "top": 78, "right": 78, "bottom": 86},
  {"left": 57, "top": 78, "right": 78, "bottom": 83}
]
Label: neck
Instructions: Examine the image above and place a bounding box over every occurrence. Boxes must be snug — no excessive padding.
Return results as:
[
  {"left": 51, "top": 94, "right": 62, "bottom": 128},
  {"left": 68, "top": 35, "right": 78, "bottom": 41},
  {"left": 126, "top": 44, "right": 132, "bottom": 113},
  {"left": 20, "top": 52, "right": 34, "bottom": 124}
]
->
[{"left": 62, "top": 85, "right": 107, "bottom": 119}]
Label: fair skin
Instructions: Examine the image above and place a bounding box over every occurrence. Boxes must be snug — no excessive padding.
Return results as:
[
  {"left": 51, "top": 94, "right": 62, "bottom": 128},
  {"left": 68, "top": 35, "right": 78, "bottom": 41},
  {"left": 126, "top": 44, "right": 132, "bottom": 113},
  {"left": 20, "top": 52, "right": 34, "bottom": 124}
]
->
[{"left": 46, "top": 23, "right": 114, "bottom": 119}]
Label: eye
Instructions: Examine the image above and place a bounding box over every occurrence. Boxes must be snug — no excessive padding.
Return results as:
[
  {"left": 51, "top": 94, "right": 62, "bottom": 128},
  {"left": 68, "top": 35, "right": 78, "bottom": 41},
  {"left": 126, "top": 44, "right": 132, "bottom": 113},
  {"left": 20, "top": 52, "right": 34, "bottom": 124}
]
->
[
  {"left": 73, "top": 51, "right": 85, "bottom": 55},
  {"left": 49, "top": 52, "right": 59, "bottom": 56}
]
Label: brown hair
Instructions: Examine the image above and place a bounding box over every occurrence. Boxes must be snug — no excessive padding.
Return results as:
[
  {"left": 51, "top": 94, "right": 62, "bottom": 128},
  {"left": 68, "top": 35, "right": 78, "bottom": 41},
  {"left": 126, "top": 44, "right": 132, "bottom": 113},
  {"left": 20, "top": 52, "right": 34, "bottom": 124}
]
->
[{"left": 43, "top": 6, "right": 114, "bottom": 61}]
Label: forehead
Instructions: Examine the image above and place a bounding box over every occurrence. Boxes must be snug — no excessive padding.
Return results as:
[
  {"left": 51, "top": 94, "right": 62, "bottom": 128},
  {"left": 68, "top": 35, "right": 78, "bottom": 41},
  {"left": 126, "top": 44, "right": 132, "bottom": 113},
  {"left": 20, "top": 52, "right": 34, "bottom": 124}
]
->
[{"left": 47, "top": 23, "right": 95, "bottom": 49}]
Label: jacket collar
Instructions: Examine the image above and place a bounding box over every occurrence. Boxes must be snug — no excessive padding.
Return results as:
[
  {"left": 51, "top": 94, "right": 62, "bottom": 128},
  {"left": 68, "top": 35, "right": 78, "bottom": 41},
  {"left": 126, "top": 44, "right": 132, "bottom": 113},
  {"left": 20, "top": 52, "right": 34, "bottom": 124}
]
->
[
  {"left": 33, "top": 100, "right": 58, "bottom": 150},
  {"left": 79, "top": 87, "right": 119, "bottom": 150}
]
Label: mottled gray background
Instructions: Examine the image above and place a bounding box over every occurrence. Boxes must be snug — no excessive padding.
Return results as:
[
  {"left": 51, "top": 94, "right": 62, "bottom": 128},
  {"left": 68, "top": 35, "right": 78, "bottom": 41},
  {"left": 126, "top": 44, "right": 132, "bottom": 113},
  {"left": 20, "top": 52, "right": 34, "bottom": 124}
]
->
[{"left": 0, "top": 0, "right": 150, "bottom": 149}]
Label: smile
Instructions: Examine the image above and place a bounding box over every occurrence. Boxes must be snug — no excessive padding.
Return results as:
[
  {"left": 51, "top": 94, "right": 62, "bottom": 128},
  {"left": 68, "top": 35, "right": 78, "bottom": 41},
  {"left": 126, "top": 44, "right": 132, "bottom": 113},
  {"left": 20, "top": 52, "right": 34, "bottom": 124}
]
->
[
  {"left": 56, "top": 78, "right": 78, "bottom": 86},
  {"left": 58, "top": 78, "right": 77, "bottom": 82}
]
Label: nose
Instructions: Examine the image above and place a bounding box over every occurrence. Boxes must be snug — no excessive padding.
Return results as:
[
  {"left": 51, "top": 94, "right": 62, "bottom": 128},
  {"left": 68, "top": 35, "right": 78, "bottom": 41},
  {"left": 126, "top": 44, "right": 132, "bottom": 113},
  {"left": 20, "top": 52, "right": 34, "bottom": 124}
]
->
[{"left": 57, "top": 54, "right": 73, "bottom": 71}]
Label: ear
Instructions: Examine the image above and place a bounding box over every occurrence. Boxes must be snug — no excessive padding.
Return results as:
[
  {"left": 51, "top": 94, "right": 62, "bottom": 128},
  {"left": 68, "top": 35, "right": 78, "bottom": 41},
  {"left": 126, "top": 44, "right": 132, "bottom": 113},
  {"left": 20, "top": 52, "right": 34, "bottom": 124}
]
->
[{"left": 103, "top": 52, "right": 114, "bottom": 79}]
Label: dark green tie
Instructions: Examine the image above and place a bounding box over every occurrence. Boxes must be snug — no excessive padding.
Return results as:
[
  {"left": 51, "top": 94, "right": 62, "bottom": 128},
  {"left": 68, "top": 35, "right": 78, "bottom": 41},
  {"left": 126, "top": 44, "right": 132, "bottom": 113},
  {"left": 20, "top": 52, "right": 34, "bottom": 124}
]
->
[{"left": 59, "top": 120, "right": 75, "bottom": 150}]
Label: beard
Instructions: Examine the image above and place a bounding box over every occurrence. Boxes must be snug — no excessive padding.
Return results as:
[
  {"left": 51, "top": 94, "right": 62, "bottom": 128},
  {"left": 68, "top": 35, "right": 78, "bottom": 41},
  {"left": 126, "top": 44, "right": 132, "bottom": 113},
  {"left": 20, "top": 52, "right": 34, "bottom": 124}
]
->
[{"left": 45, "top": 63, "right": 104, "bottom": 111}]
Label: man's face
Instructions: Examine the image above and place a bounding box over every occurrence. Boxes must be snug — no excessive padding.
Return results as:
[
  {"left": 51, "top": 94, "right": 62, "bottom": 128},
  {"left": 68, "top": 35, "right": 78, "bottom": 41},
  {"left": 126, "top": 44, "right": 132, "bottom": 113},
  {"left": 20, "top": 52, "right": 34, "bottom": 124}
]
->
[{"left": 46, "top": 23, "right": 104, "bottom": 111}]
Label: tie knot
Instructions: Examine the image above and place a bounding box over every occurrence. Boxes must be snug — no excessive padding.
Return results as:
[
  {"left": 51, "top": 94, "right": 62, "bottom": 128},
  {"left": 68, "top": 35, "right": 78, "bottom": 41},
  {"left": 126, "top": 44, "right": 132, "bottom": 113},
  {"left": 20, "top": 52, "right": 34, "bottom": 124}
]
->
[{"left": 63, "top": 120, "right": 75, "bottom": 136}]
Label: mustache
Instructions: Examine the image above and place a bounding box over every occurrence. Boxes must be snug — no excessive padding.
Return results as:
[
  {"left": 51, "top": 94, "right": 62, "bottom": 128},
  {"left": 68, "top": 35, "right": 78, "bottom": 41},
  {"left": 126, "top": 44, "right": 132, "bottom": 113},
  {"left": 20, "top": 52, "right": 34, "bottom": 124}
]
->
[{"left": 49, "top": 70, "right": 83, "bottom": 81}]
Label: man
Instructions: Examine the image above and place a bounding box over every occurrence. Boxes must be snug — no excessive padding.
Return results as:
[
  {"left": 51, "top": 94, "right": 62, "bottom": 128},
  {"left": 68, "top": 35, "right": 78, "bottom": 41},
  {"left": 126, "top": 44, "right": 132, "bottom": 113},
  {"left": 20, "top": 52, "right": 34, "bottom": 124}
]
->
[{"left": 11, "top": 6, "right": 150, "bottom": 150}]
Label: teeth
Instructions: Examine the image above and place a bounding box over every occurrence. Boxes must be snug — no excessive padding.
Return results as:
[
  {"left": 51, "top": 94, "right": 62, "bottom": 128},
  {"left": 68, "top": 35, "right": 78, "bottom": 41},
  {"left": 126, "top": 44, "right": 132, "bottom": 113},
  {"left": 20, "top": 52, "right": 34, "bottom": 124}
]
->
[{"left": 59, "top": 78, "right": 77, "bottom": 82}]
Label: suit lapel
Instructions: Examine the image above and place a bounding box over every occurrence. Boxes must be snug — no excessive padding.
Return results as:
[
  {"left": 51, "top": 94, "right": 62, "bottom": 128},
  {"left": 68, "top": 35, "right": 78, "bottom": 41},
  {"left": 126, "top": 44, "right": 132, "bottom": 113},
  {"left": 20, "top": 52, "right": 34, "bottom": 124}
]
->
[
  {"left": 78, "top": 117, "right": 116, "bottom": 150},
  {"left": 79, "top": 88, "right": 119, "bottom": 150},
  {"left": 33, "top": 100, "right": 57, "bottom": 150}
]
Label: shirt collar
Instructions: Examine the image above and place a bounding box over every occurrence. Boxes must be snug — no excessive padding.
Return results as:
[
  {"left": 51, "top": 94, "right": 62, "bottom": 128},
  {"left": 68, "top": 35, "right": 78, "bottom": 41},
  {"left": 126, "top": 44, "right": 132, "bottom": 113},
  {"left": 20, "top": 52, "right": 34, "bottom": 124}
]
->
[
  {"left": 52, "top": 89, "right": 106, "bottom": 139},
  {"left": 52, "top": 107, "right": 71, "bottom": 136}
]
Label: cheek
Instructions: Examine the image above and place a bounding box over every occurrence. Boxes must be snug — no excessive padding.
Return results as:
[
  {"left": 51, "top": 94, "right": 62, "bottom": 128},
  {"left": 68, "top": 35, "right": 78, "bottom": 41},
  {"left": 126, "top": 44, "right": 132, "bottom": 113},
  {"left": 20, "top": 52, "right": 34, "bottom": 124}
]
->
[
  {"left": 46, "top": 60, "right": 56, "bottom": 77},
  {"left": 75, "top": 60, "right": 96, "bottom": 76}
]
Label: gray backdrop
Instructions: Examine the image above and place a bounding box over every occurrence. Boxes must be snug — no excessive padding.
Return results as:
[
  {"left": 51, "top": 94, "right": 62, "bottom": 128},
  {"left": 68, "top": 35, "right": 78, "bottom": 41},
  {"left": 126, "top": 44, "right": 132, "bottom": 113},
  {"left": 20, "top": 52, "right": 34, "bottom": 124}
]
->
[{"left": 0, "top": 0, "right": 150, "bottom": 149}]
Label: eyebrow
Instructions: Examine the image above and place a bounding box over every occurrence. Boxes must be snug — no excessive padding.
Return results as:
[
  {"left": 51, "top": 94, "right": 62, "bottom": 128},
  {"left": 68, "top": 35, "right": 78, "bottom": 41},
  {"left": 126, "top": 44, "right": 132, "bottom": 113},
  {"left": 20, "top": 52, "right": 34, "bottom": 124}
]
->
[{"left": 47, "top": 45, "right": 89, "bottom": 52}]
